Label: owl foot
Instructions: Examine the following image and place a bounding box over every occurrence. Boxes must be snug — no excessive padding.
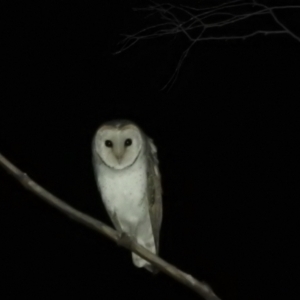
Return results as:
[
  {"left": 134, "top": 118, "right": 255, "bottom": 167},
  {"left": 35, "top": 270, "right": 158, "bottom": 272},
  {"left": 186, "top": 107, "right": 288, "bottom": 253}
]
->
[{"left": 117, "top": 232, "right": 132, "bottom": 250}]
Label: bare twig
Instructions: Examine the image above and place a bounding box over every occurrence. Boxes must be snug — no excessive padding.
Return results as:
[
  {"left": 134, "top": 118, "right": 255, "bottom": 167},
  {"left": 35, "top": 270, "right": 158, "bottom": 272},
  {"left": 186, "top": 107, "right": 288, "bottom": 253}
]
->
[
  {"left": 0, "top": 152, "right": 221, "bottom": 300},
  {"left": 114, "top": 0, "right": 300, "bottom": 90}
]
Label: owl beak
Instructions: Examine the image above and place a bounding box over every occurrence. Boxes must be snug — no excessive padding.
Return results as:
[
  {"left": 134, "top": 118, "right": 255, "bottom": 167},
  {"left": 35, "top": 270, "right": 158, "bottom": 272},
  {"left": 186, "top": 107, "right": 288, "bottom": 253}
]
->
[
  {"left": 116, "top": 155, "right": 122, "bottom": 164},
  {"left": 113, "top": 149, "right": 123, "bottom": 164}
]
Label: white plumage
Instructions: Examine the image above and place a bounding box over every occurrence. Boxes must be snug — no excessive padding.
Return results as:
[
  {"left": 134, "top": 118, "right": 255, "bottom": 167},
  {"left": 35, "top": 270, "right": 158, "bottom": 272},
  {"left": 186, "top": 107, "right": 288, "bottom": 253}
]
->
[{"left": 92, "top": 120, "right": 162, "bottom": 272}]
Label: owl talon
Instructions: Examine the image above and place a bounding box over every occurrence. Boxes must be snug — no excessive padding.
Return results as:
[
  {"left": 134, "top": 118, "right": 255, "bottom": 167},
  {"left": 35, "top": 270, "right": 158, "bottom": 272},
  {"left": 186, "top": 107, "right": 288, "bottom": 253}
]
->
[{"left": 117, "top": 232, "right": 132, "bottom": 249}]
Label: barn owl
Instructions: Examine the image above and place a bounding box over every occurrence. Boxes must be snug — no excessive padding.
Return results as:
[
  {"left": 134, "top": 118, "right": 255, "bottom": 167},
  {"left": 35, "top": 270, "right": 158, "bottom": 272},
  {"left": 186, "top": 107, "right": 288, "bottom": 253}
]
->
[{"left": 92, "top": 119, "right": 162, "bottom": 273}]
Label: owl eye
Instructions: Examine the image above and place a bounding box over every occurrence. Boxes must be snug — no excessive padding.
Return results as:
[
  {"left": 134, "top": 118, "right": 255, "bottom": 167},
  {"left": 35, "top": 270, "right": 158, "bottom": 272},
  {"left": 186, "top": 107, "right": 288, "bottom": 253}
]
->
[
  {"left": 105, "top": 140, "right": 113, "bottom": 147},
  {"left": 124, "top": 139, "right": 132, "bottom": 147}
]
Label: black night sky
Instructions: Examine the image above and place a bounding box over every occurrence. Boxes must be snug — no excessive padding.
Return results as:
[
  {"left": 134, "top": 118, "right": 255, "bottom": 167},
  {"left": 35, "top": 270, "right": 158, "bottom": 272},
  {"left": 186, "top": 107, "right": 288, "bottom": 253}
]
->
[{"left": 1, "top": 1, "right": 298, "bottom": 300}]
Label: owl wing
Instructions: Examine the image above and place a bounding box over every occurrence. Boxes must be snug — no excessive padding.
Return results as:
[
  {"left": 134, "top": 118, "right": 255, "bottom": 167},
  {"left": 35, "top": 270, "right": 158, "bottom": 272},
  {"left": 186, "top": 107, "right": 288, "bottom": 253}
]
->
[{"left": 146, "top": 138, "right": 163, "bottom": 254}]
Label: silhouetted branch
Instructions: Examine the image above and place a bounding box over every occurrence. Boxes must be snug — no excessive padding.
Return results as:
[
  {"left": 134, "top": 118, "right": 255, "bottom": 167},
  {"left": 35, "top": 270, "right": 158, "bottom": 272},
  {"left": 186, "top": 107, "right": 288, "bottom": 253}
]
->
[
  {"left": 114, "top": 0, "right": 300, "bottom": 90},
  {"left": 0, "top": 152, "right": 221, "bottom": 300}
]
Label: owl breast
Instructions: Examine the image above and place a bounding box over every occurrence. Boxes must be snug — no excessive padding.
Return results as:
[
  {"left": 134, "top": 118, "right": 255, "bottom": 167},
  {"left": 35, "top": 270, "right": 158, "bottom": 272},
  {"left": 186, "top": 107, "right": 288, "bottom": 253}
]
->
[{"left": 97, "top": 157, "right": 148, "bottom": 228}]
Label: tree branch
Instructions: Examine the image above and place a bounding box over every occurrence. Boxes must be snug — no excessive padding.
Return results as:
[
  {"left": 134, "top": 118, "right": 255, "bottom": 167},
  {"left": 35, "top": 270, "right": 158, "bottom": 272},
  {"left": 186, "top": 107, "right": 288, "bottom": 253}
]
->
[
  {"left": 114, "top": 0, "right": 300, "bottom": 91},
  {"left": 0, "top": 152, "right": 221, "bottom": 300}
]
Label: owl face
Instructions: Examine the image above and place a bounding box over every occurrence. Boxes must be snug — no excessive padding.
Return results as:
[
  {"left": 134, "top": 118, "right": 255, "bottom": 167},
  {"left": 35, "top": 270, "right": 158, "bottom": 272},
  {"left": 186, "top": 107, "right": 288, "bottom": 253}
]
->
[{"left": 94, "top": 124, "right": 143, "bottom": 170}]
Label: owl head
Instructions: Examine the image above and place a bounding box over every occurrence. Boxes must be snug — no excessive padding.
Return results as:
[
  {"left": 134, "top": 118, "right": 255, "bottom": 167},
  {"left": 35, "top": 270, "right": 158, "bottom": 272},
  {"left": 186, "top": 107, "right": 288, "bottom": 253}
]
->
[{"left": 93, "top": 120, "right": 144, "bottom": 170}]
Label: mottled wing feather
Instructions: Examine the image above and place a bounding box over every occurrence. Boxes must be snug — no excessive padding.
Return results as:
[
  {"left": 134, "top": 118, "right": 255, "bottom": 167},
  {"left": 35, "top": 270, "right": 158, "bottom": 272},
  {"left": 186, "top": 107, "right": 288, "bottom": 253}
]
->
[{"left": 146, "top": 138, "right": 163, "bottom": 253}]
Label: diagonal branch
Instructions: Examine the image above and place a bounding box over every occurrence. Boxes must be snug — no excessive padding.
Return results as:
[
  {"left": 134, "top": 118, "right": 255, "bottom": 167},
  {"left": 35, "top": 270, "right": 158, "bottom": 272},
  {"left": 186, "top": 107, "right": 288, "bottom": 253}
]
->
[{"left": 0, "top": 152, "right": 221, "bottom": 300}]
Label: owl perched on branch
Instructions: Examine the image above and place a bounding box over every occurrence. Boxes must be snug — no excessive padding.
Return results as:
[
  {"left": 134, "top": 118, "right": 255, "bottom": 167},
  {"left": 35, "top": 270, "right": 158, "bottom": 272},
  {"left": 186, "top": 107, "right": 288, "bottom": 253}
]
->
[{"left": 92, "top": 120, "right": 163, "bottom": 273}]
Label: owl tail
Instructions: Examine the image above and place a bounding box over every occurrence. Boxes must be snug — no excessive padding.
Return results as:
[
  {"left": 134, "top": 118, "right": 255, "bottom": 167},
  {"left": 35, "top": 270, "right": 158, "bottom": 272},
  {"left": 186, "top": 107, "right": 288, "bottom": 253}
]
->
[{"left": 132, "top": 253, "right": 158, "bottom": 274}]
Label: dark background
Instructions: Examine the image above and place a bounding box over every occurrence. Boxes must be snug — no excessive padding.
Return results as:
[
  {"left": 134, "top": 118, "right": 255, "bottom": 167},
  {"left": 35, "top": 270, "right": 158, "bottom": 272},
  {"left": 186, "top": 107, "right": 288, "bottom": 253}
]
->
[{"left": 1, "top": 1, "right": 298, "bottom": 300}]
